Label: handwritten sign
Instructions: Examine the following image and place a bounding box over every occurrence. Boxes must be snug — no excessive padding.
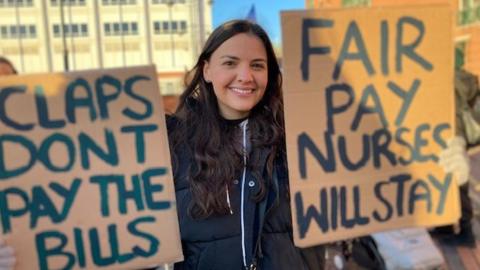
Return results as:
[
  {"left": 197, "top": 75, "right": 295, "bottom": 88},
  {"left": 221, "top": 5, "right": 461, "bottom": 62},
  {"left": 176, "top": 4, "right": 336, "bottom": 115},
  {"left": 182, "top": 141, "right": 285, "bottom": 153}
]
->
[
  {"left": 0, "top": 66, "right": 183, "bottom": 269},
  {"left": 281, "top": 5, "right": 459, "bottom": 247}
]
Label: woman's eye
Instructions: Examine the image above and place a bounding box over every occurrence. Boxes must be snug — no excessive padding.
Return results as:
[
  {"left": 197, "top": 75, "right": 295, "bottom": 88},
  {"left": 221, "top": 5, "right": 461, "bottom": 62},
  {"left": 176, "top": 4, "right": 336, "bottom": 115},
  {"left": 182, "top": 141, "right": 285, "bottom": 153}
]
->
[
  {"left": 223, "top": 61, "right": 235, "bottom": 66},
  {"left": 252, "top": 63, "right": 265, "bottom": 69}
]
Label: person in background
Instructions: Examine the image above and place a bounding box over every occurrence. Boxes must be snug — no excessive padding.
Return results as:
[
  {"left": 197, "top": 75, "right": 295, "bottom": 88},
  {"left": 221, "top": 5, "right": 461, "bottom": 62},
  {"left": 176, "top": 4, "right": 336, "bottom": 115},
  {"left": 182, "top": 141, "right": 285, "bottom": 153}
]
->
[
  {"left": 435, "top": 48, "right": 480, "bottom": 247},
  {"left": 0, "top": 57, "right": 17, "bottom": 76},
  {"left": 0, "top": 56, "right": 17, "bottom": 270}
]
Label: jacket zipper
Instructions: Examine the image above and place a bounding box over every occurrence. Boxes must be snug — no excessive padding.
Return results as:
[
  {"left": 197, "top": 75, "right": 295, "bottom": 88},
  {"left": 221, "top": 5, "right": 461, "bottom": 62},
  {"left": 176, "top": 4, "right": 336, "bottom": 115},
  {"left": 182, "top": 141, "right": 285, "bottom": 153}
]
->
[{"left": 240, "top": 120, "right": 248, "bottom": 268}]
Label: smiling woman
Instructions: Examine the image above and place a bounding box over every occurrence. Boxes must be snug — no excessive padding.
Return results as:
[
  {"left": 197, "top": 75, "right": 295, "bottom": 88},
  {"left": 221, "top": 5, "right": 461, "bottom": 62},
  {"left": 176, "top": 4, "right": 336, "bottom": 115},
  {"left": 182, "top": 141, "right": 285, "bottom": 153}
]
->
[
  {"left": 166, "top": 20, "right": 325, "bottom": 270},
  {"left": 203, "top": 33, "right": 268, "bottom": 119}
]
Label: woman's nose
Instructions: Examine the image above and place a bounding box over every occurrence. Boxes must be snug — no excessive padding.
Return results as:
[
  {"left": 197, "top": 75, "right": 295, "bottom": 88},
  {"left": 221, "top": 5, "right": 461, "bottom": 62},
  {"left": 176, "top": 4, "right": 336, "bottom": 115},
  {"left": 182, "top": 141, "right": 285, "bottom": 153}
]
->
[{"left": 237, "top": 65, "right": 254, "bottom": 82}]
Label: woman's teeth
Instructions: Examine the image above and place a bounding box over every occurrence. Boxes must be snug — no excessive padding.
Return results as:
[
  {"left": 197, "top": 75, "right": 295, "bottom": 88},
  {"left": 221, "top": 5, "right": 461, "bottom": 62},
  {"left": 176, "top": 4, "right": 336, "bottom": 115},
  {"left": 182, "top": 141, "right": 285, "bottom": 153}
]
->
[{"left": 230, "top": 87, "right": 253, "bottom": 94}]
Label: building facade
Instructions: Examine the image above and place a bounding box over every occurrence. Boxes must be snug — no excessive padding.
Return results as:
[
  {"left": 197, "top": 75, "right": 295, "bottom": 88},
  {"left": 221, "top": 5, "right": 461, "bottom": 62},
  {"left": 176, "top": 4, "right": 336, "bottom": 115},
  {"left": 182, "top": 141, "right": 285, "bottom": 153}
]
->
[
  {"left": 305, "top": 0, "right": 480, "bottom": 78},
  {"left": 0, "top": 0, "right": 213, "bottom": 95}
]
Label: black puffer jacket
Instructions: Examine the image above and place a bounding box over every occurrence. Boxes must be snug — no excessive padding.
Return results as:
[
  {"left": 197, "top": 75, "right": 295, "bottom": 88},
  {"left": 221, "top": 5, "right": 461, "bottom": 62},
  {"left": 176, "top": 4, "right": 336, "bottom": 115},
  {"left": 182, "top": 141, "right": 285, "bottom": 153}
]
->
[{"left": 167, "top": 115, "right": 311, "bottom": 270}]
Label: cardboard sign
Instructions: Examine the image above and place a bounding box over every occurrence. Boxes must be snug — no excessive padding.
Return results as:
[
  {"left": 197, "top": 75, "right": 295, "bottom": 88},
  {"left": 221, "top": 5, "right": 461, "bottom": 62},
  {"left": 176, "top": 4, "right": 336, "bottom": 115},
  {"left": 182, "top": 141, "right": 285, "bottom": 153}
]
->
[
  {"left": 281, "top": 5, "right": 459, "bottom": 247},
  {"left": 0, "top": 66, "right": 183, "bottom": 269}
]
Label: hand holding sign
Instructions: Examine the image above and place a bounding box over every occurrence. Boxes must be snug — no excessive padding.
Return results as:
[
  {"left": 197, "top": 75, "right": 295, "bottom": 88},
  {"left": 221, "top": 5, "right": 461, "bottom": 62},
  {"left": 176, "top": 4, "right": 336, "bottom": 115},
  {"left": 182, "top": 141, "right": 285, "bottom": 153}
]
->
[
  {"left": 0, "top": 239, "right": 14, "bottom": 270},
  {"left": 439, "top": 136, "right": 470, "bottom": 186}
]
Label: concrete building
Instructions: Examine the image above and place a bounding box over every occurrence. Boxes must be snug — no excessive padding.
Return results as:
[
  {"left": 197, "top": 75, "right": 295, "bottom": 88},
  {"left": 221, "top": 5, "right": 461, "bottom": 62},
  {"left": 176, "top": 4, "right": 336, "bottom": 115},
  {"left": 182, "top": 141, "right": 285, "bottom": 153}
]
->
[
  {"left": 305, "top": 0, "right": 480, "bottom": 78},
  {"left": 0, "top": 0, "right": 213, "bottom": 95}
]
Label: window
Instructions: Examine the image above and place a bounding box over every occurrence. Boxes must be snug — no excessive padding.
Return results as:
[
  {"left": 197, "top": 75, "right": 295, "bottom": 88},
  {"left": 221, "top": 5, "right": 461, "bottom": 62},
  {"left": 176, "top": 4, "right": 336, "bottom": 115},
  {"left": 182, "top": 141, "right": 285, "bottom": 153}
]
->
[
  {"left": 152, "top": 0, "right": 185, "bottom": 4},
  {"left": 131, "top": 22, "right": 138, "bottom": 34},
  {"left": 103, "top": 22, "right": 138, "bottom": 36},
  {"left": 104, "top": 23, "right": 111, "bottom": 35},
  {"left": 19, "top": 25, "right": 26, "bottom": 37},
  {"left": 62, "top": 24, "right": 70, "bottom": 35},
  {"left": 458, "top": 0, "right": 479, "bottom": 25},
  {"left": 180, "top": 21, "right": 186, "bottom": 32},
  {"left": 455, "top": 42, "right": 466, "bottom": 70},
  {"left": 153, "top": 20, "right": 187, "bottom": 34},
  {"left": 122, "top": 22, "right": 129, "bottom": 33},
  {"left": 50, "top": 0, "right": 86, "bottom": 6},
  {"left": 166, "top": 82, "right": 174, "bottom": 94},
  {"left": 342, "top": 0, "right": 370, "bottom": 8},
  {"left": 71, "top": 24, "right": 79, "bottom": 36},
  {"left": 102, "top": 0, "right": 136, "bottom": 5},
  {"left": 10, "top": 26, "right": 17, "bottom": 36},
  {"left": 0, "top": 0, "right": 34, "bottom": 7},
  {"left": 0, "top": 24, "right": 37, "bottom": 38},
  {"left": 113, "top": 23, "right": 120, "bottom": 34},
  {"left": 162, "top": 21, "right": 169, "bottom": 32},
  {"left": 80, "top": 24, "right": 87, "bottom": 35},
  {"left": 52, "top": 23, "right": 88, "bottom": 37},
  {"left": 29, "top": 25, "right": 36, "bottom": 37},
  {"left": 462, "top": 0, "right": 471, "bottom": 9},
  {"left": 53, "top": 24, "right": 60, "bottom": 35}
]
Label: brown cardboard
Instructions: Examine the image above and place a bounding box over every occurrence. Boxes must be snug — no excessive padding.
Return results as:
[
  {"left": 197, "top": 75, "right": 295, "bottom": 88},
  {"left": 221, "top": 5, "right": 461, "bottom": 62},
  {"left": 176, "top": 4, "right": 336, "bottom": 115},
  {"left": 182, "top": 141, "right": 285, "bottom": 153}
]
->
[
  {"left": 281, "top": 5, "right": 459, "bottom": 247},
  {"left": 0, "top": 66, "right": 183, "bottom": 269}
]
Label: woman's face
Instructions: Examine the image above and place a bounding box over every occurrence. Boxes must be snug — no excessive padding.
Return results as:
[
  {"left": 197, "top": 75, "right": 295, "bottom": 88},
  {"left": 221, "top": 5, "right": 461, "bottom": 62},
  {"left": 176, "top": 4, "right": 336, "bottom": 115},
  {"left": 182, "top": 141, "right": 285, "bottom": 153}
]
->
[{"left": 203, "top": 33, "right": 268, "bottom": 119}]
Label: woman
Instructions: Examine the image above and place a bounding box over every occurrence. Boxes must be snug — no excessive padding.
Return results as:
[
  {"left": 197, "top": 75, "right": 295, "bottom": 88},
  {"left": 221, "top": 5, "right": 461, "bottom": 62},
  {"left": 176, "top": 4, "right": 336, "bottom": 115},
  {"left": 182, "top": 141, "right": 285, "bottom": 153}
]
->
[{"left": 166, "top": 20, "right": 317, "bottom": 269}]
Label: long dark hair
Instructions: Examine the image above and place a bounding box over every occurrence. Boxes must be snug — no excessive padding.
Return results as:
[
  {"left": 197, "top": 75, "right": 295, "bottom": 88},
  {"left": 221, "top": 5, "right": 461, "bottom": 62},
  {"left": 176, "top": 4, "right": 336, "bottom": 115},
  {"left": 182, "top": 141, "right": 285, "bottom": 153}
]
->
[{"left": 169, "top": 20, "right": 284, "bottom": 219}]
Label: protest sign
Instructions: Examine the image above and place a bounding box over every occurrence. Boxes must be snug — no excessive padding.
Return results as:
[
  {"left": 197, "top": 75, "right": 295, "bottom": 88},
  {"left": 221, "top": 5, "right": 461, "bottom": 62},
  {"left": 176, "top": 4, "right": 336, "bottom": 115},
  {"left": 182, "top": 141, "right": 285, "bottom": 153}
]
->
[
  {"left": 0, "top": 66, "right": 183, "bottom": 269},
  {"left": 281, "top": 5, "right": 459, "bottom": 247}
]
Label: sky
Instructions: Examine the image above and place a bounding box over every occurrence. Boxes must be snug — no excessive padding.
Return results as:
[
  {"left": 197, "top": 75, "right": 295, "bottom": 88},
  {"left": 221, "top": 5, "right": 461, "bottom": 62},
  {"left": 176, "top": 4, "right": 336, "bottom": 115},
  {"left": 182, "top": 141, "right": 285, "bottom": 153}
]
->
[{"left": 212, "top": 0, "right": 305, "bottom": 46}]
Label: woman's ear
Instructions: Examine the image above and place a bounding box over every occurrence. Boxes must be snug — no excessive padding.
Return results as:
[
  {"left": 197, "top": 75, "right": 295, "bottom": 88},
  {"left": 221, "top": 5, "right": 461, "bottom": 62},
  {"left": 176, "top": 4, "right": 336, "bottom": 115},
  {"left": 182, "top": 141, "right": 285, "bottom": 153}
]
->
[{"left": 203, "top": 60, "right": 211, "bottom": 83}]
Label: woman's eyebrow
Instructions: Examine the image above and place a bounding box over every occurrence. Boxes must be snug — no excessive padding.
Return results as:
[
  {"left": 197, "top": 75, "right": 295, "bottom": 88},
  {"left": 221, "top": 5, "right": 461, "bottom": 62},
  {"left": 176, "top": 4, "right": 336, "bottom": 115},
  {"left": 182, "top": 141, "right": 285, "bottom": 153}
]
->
[
  {"left": 219, "top": 55, "right": 266, "bottom": 63},
  {"left": 220, "top": 55, "right": 239, "bottom": 60}
]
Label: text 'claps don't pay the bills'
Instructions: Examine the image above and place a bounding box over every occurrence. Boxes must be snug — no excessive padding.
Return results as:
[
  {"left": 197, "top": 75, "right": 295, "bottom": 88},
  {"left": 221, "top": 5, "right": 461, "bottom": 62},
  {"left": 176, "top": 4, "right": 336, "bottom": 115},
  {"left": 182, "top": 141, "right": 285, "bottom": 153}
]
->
[
  {"left": 281, "top": 4, "right": 459, "bottom": 247},
  {"left": 0, "top": 66, "right": 183, "bottom": 269}
]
